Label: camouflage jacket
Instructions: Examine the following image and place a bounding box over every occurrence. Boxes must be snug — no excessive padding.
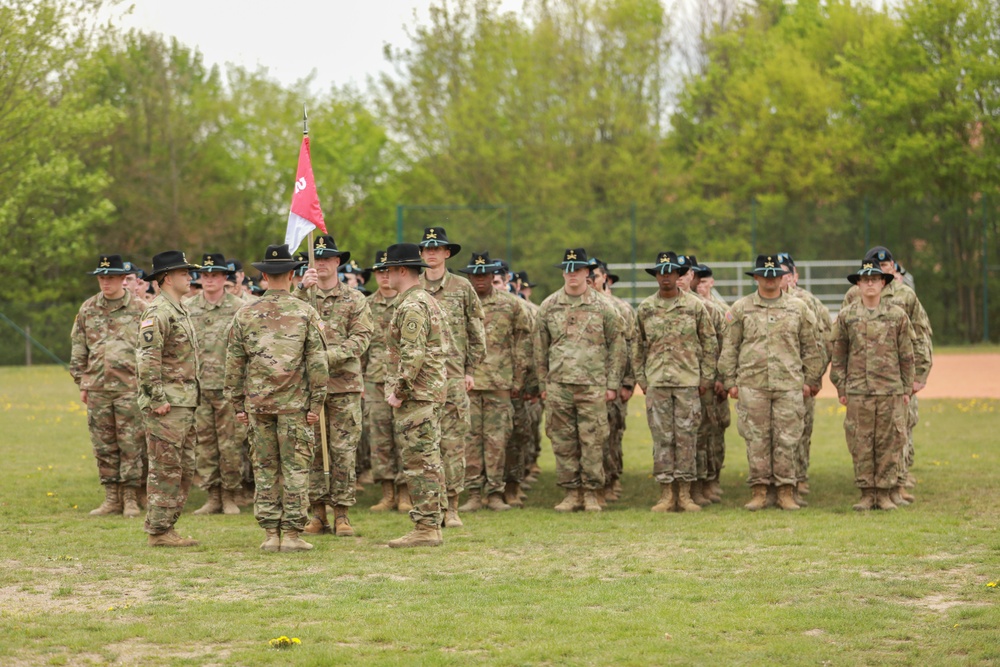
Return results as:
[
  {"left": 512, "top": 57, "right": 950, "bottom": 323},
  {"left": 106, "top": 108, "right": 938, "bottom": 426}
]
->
[
  {"left": 520, "top": 299, "right": 541, "bottom": 396},
  {"left": 361, "top": 290, "right": 397, "bottom": 385},
  {"left": 791, "top": 285, "right": 833, "bottom": 370},
  {"left": 136, "top": 293, "right": 201, "bottom": 410},
  {"left": 184, "top": 291, "right": 245, "bottom": 391},
  {"left": 830, "top": 300, "right": 914, "bottom": 396},
  {"left": 294, "top": 281, "right": 373, "bottom": 394},
  {"left": 70, "top": 291, "right": 144, "bottom": 392},
  {"left": 843, "top": 280, "right": 932, "bottom": 383},
  {"left": 224, "top": 290, "right": 328, "bottom": 414},
  {"left": 634, "top": 290, "right": 718, "bottom": 389},
  {"left": 535, "top": 286, "right": 626, "bottom": 393},
  {"left": 607, "top": 292, "right": 637, "bottom": 388},
  {"left": 386, "top": 285, "right": 449, "bottom": 403},
  {"left": 718, "top": 291, "right": 823, "bottom": 391},
  {"left": 695, "top": 291, "right": 728, "bottom": 362},
  {"left": 474, "top": 288, "right": 534, "bottom": 392},
  {"left": 420, "top": 271, "right": 486, "bottom": 379}
]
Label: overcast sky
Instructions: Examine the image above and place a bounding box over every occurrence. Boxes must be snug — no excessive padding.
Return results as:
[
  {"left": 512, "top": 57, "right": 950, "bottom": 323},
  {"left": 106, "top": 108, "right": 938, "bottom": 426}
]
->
[{"left": 111, "top": 0, "right": 524, "bottom": 91}]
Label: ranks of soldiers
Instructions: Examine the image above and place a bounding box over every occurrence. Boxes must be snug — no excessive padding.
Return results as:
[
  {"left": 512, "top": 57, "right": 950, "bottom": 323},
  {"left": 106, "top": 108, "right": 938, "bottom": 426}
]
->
[{"left": 71, "top": 232, "right": 932, "bottom": 550}]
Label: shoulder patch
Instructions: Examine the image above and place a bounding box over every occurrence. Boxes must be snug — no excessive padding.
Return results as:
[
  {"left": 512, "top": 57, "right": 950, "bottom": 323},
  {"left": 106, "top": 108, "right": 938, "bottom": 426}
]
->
[
  {"left": 400, "top": 310, "right": 425, "bottom": 343},
  {"left": 141, "top": 318, "right": 154, "bottom": 328},
  {"left": 725, "top": 311, "right": 734, "bottom": 323}
]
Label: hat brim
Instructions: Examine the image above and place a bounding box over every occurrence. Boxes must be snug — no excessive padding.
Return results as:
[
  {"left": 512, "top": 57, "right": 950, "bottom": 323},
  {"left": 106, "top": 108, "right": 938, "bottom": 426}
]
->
[
  {"left": 148, "top": 262, "right": 201, "bottom": 279},
  {"left": 89, "top": 268, "right": 131, "bottom": 276},
  {"left": 419, "top": 242, "right": 461, "bottom": 257},
  {"left": 314, "top": 249, "right": 350, "bottom": 263},
  {"left": 251, "top": 260, "right": 307, "bottom": 275},
  {"left": 381, "top": 259, "right": 430, "bottom": 269},
  {"left": 199, "top": 266, "right": 233, "bottom": 274},
  {"left": 458, "top": 265, "right": 501, "bottom": 275},
  {"left": 645, "top": 265, "right": 689, "bottom": 276},
  {"left": 746, "top": 268, "right": 790, "bottom": 278},
  {"left": 848, "top": 272, "right": 893, "bottom": 285},
  {"left": 556, "top": 261, "right": 590, "bottom": 271}
]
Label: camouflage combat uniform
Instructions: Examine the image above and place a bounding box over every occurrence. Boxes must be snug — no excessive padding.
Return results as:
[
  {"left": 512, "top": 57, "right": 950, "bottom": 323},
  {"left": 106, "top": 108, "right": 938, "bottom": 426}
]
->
[
  {"left": 225, "top": 291, "right": 328, "bottom": 532},
  {"left": 512, "top": 299, "right": 542, "bottom": 474},
  {"left": 791, "top": 285, "right": 832, "bottom": 484},
  {"left": 694, "top": 291, "right": 730, "bottom": 482},
  {"left": 634, "top": 290, "right": 718, "bottom": 484},
  {"left": 185, "top": 291, "right": 246, "bottom": 493},
  {"left": 363, "top": 289, "right": 399, "bottom": 484},
  {"left": 535, "top": 287, "right": 626, "bottom": 491},
  {"left": 830, "top": 300, "right": 914, "bottom": 489},
  {"left": 70, "top": 291, "right": 146, "bottom": 489},
  {"left": 386, "top": 285, "right": 449, "bottom": 527},
  {"left": 604, "top": 293, "right": 635, "bottom": 488},
  {"left": 136, "top": 293, "right": 201, "bottom": 536},
  {"left": 467, "top": 288, "right": 533, "bottom": 496},
  {"left": 718, "top": 291, "right": 823, "bottom": 488}
]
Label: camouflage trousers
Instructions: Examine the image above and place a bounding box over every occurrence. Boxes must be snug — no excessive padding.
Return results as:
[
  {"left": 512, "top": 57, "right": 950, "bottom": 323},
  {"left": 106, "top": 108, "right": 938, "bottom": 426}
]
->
[
  {"left": 695, "top": 391, "right": 714, "bottom": 481},
  {"left": 794, "top": 394, "right": 816, "bottom": 483},
  {"left": 646, "top": 386, "right": 701, "bottom": 484},
  {"left": 309, "top": 393, "right": 361, "bottom": 507},
  {"left": 512, "top": 397, "right": 543, "bottom": 472},
  {"left": 707, "top": 398, "right": 731, "bottom": 480},
  {"left": 466, "top": 389, "right": 512, "bottom": 495},
  {"left": 545, "top": 383, "right": 608, "bottom": 490},
  {"left": 440, "top": 378, "right": 470, "bottom": 496},
  {"left": 735, "top": 387, "right": 803, "bottom": 487},
  {"left": 195, "top": 388, "right": 244, "bottom": 491},
  {"left": 143, "top": 406, "right": 196, "bottom": 536},
  {"left": 604, "top": 397, "right": 627, "bottom": 484},
  {"left": 392, "top": 400, "right": 445, "bottom": 527},
  {"left": 365, "top": 381, "right": 401, "bottom": 484},
  {"left": 248, "top": 412, "right": 313, "bottom": 532},
  {"left": 86, "top": 390, "right": 146, "bottom": 487},
  {"left": 899, "top": 396, "right": 919, "bottom": 484},
  {"left": 527, "top": 400, "right": 543, "bottom": 466},
  {"left": 357, "top": 400, "right": 371, "bottom": 477},
  {"left": 844, "top": 394, "right": 907, "bottom": 489}
]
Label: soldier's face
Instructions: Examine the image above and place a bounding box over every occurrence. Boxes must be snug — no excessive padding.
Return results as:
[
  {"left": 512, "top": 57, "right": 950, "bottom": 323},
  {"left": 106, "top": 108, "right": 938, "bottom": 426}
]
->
[
  {"left": 315, "top": 256, "right": 341, "bottom": 280},
  {"left": 656, "top": 270, "right": 679, "bottom": 292},
  {"left": 97, "top": 274, "right": 126, "bottom": 299},
  {"left": 696, "top": 276, "right": 713, "bottom": 296},
  {"left": 420, "top": 246, "right": 450, "bottom": 269},
  {"left": 375, "top": 269, "right": 393, "bottom": 292},
  {"left": 755, "top": 275, "right": 782, "bottom": 295},
  {"left": 521, "top": 285, "right": 532, "bottom": 299},
  {"left": 859, "top": 275, "right": 884, "bottom": 298},
  {"left": 563, "top": 266, "right": 589, "bottom": 291},
  {"left": 163, "top": 268, "right": 191, "bottom": 297},
  {"left": 492, "top": 274, "right": 506, "bottom": 290},
  {"left": 344, "top": 273, "right": 359, "bottom": 288},
  {"left": 676, "top": 271, "right": 692, "bottom": 291},
  {"left": 879, "top": 260, "right": 895, "bottom": 274},
  {"left": 200, "top": 271, "right": 227, "bottom": 294},
  {"left": 470, "top": 272, "right": 493, "bottom": 296},
  {"left": 591, "top": 268, "right": 607, "bottom": 290}
]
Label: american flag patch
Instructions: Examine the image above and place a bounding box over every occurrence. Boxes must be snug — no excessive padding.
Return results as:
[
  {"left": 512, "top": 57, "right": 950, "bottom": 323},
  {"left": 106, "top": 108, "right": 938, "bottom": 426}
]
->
[
  {"left": 141, "top": 318, "right": 154, "bottom": 328},
  {"left": 725, "top": 311, "right": 734, "bottom": 322}
]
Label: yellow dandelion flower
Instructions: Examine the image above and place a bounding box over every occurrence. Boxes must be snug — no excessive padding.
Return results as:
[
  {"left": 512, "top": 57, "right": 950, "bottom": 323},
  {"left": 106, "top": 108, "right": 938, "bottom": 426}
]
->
[
  {"left": 987, "top": 582, "right": 997, "bottom": 588},
  {"left": 46, "top": 492, "right": 54, "bottom": 497},
  {"left": 292, "top": 638, "right": 301, "bottom": 644}
]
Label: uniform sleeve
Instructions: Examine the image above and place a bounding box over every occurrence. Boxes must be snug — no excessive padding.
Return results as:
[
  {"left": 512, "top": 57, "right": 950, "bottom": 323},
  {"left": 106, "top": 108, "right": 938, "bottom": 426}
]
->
[
  {"left": 620, "top": 306, "right": 636, "bottom": 388},
  {"left": 841, "top": 285, "right": 860, "bottom": 310},
  {"left": 136, "top": 309, "right": 169, "bottom": 409},
  {"left": 631, "top": 307, "right": 648, "bottom": 391},
  {"left": 69, "top": 309, "right": 88, "bottom": 386},
  {"left": 909, "top": 296, "right": 933, "bottom": 384},
  {"left": 718, "top": 306, "right": 743, "bottom": 389},
  {"left": 696, "top": 302, "right": 719, "bottom": 388},
  {"left": 464, "top": 286, "right": 487, "bottom": 375},
  {"left": 829, "top": 311, "right": 849, "bottom": 397},
  {"left": 533, "top": 304, "right": 552, "bottom": 395},
  {"left": 603, "top": 302, "right": 626, "bottom": 390},
  {"left": 305, "top": 310, "right": 330, "bottom": 413},
  {"left": 329, "top": 297, "right": 374, "bottom": 365},
  {"left": 898, "top": 314, "right": 915, "bottom": 395},
  {"left": 511, "top": 300, "right": 533, "bottom": 394},
  {"left": 798, "top": 304, "right": 823, "bottom": 388},
  {"left": 392, "top": 304, "right": 429, "bottom": 400},
  {"left": 224, "top": 316, "right": 248, "bottom": 413}
]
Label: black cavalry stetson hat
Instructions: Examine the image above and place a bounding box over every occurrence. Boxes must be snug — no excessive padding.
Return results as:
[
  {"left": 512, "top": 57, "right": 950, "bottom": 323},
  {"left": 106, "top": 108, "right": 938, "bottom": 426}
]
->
[
  {"left": 777, "top": 252, "right": 796, "bottom": 268},
  {"left": 516, "top": 270, "right": 536, "bottom": 287},
  {"left": 848, "top": 260, "right": 894, "bottom": 285},
  {"left": 251, "top": 244, "right": 307, "bottom": 275},
  {"left": 864, "top": 246, "right": 893, "bottom": 264},
  {"left": 555, "top": 248, "right": 590, "bottom": 272},
  {"left": 645, "top": 251, "right": 688, "bottom": 276},
  {"left": 89, "top": 254, "right": 131, "bottom": 276},
  {"left": 418, "top": 227, "right": 461, "bottom": 256},
  {"left": 370, "top": 249, "right": 389, "bottom": 271},
  {"left": 745, "top": 254, "right": 789, "bottom": 278},
  {"left": 459, "top": 251, "right": 502, "bottom": 275},
  {"left": 148, "top": 250, "right": 200, "bottom": 279},
  {"left": 381, "top": 243, "right": 430, "bottom": 269},
  {"left": 694, "top": 263, "right": 713, "bottom": 277},
  {"left": 313, "top": 234, "right": 350, "bottom": 263},
  {"left": 200, "top": 252, "right": 231, "bottom": 273}
]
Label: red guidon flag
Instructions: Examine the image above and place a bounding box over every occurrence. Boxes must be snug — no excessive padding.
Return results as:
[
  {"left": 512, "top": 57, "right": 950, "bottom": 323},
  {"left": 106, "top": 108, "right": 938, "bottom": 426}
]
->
[{"left": 284, "top": 136, "right": 327, "bottom": 252}]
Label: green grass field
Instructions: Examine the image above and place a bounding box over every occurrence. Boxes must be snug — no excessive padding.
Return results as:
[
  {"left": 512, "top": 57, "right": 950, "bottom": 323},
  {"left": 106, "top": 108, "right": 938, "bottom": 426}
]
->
[{"left": 1, "top": 367, "right": 998, "bottom": 666}]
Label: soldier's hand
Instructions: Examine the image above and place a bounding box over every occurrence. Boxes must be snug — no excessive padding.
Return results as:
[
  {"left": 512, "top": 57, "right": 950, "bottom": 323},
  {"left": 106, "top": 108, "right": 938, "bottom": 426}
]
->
[
  {"left": 301, "top": 268, "right": 319, "bottom": 289},
  {"left": 539, "top": 391, "right": 547, "bottom": 402},
  {"left": 306, "top": 411, "right": 320, "bottom": 425},
  {"left": 153, "top": 403, "right": 171, "bottom": 416},
  {"left": 236, "top": 411, "right": 249, "bottom": 425},
  {"left": 79, "top": 390, "right": 88, "bottom": 405},
  {"left": 714, "top": 381, "right": 726, "bottom": 398},
  {"left": 619, "top": 387, "right": 634, "bottom": 402},
  {"left": 802, "top": 384, "right": 812, "bottom": 398},
  {"left": 903, "top": 394, "right": 911, "bottom": 405},
  {"left": 698, "top": 386, "right": 707, "bottom": 397},
  {"left": 605, "top": 389, "right": 617, "bottom": 403},
  {"left": 912, "top": 381, "right": 926, "bottom": 394},
  {"left": 839, "top": 396, "right": 847, "bottom": 406},
  {"left": 728, "top": 387, "right": 739, "bottom": 399},
  {"left": 387, "top": 392, "right": 402, "bottom": 408},
  {"left": 465, "top": 375, "right": 475, "bottom": 392}
]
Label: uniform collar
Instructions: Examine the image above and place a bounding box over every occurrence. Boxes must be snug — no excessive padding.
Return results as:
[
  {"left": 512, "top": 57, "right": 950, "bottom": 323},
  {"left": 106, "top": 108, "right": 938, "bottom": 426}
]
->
[{"left": 96, "top": 290, "right": 130, "bottom": 310}]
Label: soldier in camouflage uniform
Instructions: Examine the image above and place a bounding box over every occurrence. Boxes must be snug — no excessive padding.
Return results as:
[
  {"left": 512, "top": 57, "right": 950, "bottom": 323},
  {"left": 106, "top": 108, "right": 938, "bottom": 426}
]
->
[
  {"left": 717, "top": 255, "right": 823, "bottom": 512},
  {"left": 512, "top": 271, "right": 543, "bottom": 487},
  {"left": 137, "top": 251, "right": 203, "bottom": 547},
  {"left": 634, "top": 252, "right": 718, "bottom": 513},
  {"left": 842, "top": 246, "right": 931, "bottom": 502},
  {"left": 536, "top": 248, "right": 626, "bottom": 513},
  {"left": 363, "top": 250, "right": 403, "bottom": 512},
  {"left": 418, "top": 227, "right": 487, "bottom": 528},
  {"left": 294, "top": 235, "right": 373, "bottom": 538},
  {"left": 831, "top": 261, "right": 915, "bottom": 510},
  {"left": 185, "top": 253, "right": 247, "bottom": 516},
  {"left": 383, "top": 243, "right": 448, "bottom": 548},
  {"left": 225, "top": 244, "right": 328, "bottom": 552},
  {"left": 71, "top": 255, "right": 147, "bottom": 518},
  {"left": 456, "top": 252, "right": 533, "bottom": 512}
]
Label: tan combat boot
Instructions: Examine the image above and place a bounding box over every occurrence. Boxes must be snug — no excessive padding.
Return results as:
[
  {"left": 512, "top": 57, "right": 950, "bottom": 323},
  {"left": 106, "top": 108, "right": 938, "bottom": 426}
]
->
[
  {"left": 458, "top": 490, "right": 484, "bottom": 512},
  {"left": 503, "top": 481, "right": 524, "bottom": 508},
  {"left": 396, "top": 484, "right": 414, "bottom": 512},
  {"left": 797, "top": 481, "right": 811, "bottom": 496},
  {"left": 703, "top": 479, "right": 722, "bottom": 504},
  {"left": 650, "top": 484, "right": 674, "bottom": 512},
  {"left": 875, "top": 489, "right": 897, "bottom": 511},
  {"left": 853, "top": 488, "right": 876, "bottom": 511},
  {"left": 90, "top": 483, "right": 122, "bottom": 516},
  {"left": 370, "top": 481, "right": 397, "bottom": 512},
  {"left": 260, "top": 528, "right": 281, "bottom": 552},
  {"left": 192, "top": 487, "right": 223, "bottom": 515},
  {"left": 583, "top": 489, "right": 602, "bottom": 512},
  {"left": 603, "top": 481, "right": 619, "bottom": 503},
  {"left": 333, "top": 506, "right": 355, "bottom": 536},
  {"left": 148, "top": 529, "right": 199, "bottom": 547},
  {"left": 303, "top": 502, "right": 332, "bottom": 535},
  {"left": 221, "top": 488, "right": 241, "bottom": 515},
  {"left": 689, "top": 481, "right": 712, "bottom": 507},
  {"left": 444, "top": 494, "right": 464, "bottom": 527},
  {"left": 706, "top": 478, "right": 724, "bottom": 500},
  {"left": 486, "top": 492, "right": 511, "bottom": 512},
  {"left": 677, "top": 481, "right": 703, "bottom": 512},
  {"left": 897, "top": 486, "right": 915, "bottom": 504},
  {"left": 595, "top": 487, "right": 608, "bottom": 509},
  {"left": 121, "top": 487, "right": 142, "bottom": 518},
  {"left": 554, "top": 488, "right": 583, "bottom": 512},
  {"left": 358, "top": 469, "right": 374, "bottom": 486},
  {"left": 776, "top": 485, "right": 800, "bottom": 511},
  {"left": 764, "top": 484, "right": 778, "bottom": 508},
  {"left": 387, "top": 523, "right": 443, "bottom": 548},
  {"left": 889, "top": 487, "right": 907, "bottom": 506},
  {"left": 744, "top": 484, "right": 769, "bottom": 511},
  {"left": 279, "top": 530, "right": 314, "bottom": 551},
  {"left": 793, "top": 487, "right": 809, "bottom": 507},
  {"left": 904, "top": 471, "right": 917, "bottom": 488}
]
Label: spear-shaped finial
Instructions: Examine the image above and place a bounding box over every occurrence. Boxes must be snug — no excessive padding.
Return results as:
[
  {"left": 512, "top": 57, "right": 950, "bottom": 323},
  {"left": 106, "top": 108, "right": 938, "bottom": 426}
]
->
[{"left": 302, "top": 106, "right": 309, "bottom": 136}]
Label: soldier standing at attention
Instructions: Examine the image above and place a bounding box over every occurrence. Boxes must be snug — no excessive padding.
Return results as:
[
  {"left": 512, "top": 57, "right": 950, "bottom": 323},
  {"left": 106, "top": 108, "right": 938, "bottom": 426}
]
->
[
  {"left": 830, "top": 261, "right": 914, "bottom": 511},
  {"left": 71, "top": 255, "right": 147, "bottom": 518},
  {"left": 418, "top": 227, "right": 486, "bottom": 528},
  {"left": 383, "top": 243, "right": 449, "bottom": 548},
  {"left": 717, "top": 255, "right": 823, "bottom": 512},
  {"left": 457, "top": 252, "right": 533, "bottom": 513},
  {"left": 634, "top": 252, "right": 718, "bottom": 513},
  {"left": 535, "top": 248, "right": 626, "bottom": 513},
  {"left": 186, "top": 253, "right": 247, "bottom": 516},
  {"left": 512, "top": 271, "right": 543, "bottom": 487},
  {"left": 294, "top": 235, "right": 373, "bottom": 538},
  {"left": 137, "top": 251, "right": 202, "bottom": 546},
  {"left": 225, "top": 244, "right": 328, "bottom": 552}
]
